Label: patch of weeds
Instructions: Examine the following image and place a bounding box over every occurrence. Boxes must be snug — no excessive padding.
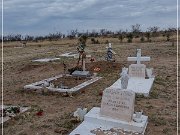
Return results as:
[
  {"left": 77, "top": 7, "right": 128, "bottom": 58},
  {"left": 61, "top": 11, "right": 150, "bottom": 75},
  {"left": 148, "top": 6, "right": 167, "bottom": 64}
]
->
[
  {"left": 150, "top": 114, "right": 167, "bottom": 126},
  {"left": 98, "top": 72, "right": 109, "bottom": 78},
  {"left": 135, "top": 94, "right": 147, "bottom": 101},
  {"left": 96, "top": 97, "right": 102, "bottom": 103},
  {"left": 54, "top": 118, "right": 62, "bottom": 127},
  {"left": 136, "top": 94, "right": 145, "bottom": 98},
  {"left": 149, "top": 90, "right": 159, "bottom": 99},
  {"left": 17, "top": 131, "right": 28, "bottom": 135},
  {"left": 168, "top": 118, "right": 177, "bottom": 127},
  {"left": 145, "top": 105, "right": 153, "bottom": 109},
  {"left": 159, "top": 93, "right": 169, "bottom": 99},
  {"left": 16, "top": 88, "right": 25, "bottom": 94},
  {"left": 55, "top": 112, "right": 76, "bottom": 130},
  {"left": 62, "top": 120, "right": 74, "bottom": 129},
  {"left": 154, "top": 77, "right": 166, "bottom": 86},
  {"left": 30, "top": 105, "right": 42, "bottom": 112},
  {"left": 60, "top": 112, "right": 71, "bottom": 119},
  {"left": 162, "top": 128, "right": 172, "bottom": 135},
  {"left": 41, "top": 124, "right": 52, "bottom": 129}
]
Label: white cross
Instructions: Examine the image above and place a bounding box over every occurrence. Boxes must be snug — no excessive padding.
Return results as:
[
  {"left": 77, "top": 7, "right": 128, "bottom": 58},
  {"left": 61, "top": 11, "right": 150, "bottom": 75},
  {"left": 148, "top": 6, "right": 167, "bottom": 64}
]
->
[{"left": 128, "top": 49, "right": 150, "bottom": 64}]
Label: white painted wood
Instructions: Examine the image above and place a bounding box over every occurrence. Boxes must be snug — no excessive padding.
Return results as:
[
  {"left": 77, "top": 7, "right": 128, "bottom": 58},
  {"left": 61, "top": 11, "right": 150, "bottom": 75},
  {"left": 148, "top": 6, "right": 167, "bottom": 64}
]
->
[
  {"left": 59, "top": 52, "right": 79, "bottom": 58},
  {"left": 32, "top": 58, "right": 60, "bottom": 62}
]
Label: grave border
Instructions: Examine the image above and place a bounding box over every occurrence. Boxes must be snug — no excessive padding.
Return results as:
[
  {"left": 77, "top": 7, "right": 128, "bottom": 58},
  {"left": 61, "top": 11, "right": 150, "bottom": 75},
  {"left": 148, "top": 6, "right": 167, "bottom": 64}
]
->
[{"left": 24, "top": 74, "right": 102, "bottom": 93}]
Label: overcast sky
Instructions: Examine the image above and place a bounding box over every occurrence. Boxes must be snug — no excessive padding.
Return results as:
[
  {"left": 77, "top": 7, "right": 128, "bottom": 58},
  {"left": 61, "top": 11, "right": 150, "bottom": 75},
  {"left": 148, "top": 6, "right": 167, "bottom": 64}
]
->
[{"left": 1, "top": 0, "right": 178, "bottom": 36}]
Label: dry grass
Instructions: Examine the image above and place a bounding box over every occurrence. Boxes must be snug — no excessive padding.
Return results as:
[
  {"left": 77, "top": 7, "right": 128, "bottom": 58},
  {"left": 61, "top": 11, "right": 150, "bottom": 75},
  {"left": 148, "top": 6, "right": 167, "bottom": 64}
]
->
[{"left": 2, "top": 38, "right": 178, "bottom": 135}]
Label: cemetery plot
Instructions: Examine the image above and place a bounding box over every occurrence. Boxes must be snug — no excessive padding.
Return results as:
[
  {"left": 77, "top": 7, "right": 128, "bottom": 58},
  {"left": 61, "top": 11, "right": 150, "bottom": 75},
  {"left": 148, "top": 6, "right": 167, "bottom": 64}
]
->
[
  {"left": 24, "top": 74, "right": 102, "bottom": 93},
  {"left": 70, "top": 88, "right": 148, "bottom": 135},
  {"left": 109, "top": 49, "right": 155, "bottom": 96},
  {"left": 110, "top": 77, "right": 155, "bottom": 97},
  {"left": 3, "top": 40, "right": 177, "bottom": 135},
  {"left": 0, "top": 105, "right": 30, "bottom": 124}
]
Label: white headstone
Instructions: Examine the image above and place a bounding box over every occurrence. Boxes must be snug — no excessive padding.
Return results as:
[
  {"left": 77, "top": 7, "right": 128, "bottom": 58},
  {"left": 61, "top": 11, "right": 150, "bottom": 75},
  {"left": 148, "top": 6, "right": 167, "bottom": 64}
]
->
[
  {"left": 129, "top": 64, "right": 146, "bottom": 78},
  {"left": 100, "top": 88, "right": 135, "bottom": 122}
]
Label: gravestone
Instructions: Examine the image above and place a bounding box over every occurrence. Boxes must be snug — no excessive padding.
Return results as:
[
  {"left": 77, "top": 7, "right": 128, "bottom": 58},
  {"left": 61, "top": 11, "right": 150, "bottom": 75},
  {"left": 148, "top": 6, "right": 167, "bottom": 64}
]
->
[
  {"left": 109, "top": 49, "right": 155, "bottom": 96},
  {"left": 106, "top": 43, "right": 116, "bottom": 61},
  {"left": 70, "top": 88, "right": 148, "bottom": 135},
  {"left": 100, "top": 88, "right": 135, "bottom": 122},
  {"left": 129, "top": 64, "right": 146, "bottom": 78}
]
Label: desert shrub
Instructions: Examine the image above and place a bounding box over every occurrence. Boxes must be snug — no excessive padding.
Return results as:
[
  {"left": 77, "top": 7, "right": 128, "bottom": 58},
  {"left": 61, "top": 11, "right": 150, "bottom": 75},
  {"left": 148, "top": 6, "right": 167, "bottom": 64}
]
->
[
  {"left": 118, "top": 35, "right": 124, "bottom": 42},
  {"left": 91, "top": 38, "right": 100, "bottom": 44},
  {"left": 91, "top": 38, "right": 95, "bottom": 44},
  {"left": 145, "top": 32, "right": 151, "bottom": 42},
  {"left": 150, "top": 90, "right": 158, "bottom": 99},
  {"left": 96, "top": 39, "right": 100, "bottom": 44},
  {"left": 79, "top": 35, "right": 88, "bottom": 44},
  {"left": 140, "top": 36, "right": 145, "bottom": 42},
  {"left": 150, "top": 114, "right": 167, "bottom": 126},
  {"left": 126, "top": 33, "right": 133, "bottom": 43},
  {"left": 166, "top": 34, "right": 170, "bottom": 41},
  {"left": 105, "top": 40, "right": 109, "bottom": 44}
]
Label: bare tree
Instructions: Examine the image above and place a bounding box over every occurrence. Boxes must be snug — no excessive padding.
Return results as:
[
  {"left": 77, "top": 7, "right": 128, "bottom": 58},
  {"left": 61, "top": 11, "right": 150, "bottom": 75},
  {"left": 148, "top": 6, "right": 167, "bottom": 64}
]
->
[
  {"left": 147, "top": 26, "right": 160, "bottom": 37},
  {"left": 131, "top": 24, "right": 141, "bottom": 38}
]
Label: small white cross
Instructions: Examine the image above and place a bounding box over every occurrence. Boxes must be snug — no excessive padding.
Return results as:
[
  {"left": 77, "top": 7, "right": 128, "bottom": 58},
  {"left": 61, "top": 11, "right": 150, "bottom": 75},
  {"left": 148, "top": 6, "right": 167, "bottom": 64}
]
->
[{"left": 128, "top": 49, "right": 150, "bottom": 64}]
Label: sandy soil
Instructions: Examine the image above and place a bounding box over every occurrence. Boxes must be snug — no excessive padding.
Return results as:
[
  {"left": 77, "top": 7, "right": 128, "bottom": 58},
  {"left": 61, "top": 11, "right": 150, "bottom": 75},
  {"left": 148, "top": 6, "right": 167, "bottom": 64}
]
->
[{"left": 1, "top": 41, "right": 178, "bottom": 135}]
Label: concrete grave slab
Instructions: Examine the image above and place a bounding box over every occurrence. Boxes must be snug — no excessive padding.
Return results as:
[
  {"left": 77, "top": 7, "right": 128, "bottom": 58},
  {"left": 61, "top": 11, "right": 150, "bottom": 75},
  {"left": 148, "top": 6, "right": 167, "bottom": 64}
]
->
[
  {"left": 109, "top": 77, "right": 155, "bottom": 97},
  {"left": 111, "top": 49, "right": 155, "bottom": 96},
  {"left": 32, "top": 58, "right": 60, "bottom": 62},
  {"left": 24, "top": 74, "right": 102, "bottom": 93}
]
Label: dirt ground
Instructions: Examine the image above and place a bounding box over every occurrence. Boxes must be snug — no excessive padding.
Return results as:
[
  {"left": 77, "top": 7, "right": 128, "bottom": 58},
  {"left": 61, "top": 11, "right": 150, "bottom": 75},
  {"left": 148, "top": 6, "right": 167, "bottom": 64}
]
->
[{"left": 1, "top": 40, "right": 178, "bottom": 135}]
